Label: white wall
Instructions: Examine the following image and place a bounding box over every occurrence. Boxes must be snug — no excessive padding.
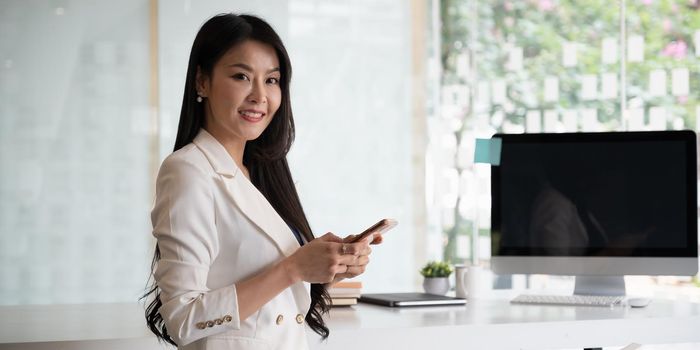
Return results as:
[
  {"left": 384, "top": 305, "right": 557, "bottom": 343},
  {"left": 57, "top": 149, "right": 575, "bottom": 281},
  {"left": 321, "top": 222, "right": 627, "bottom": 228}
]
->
[
  {"left": 286, "top": 1, "right": 415, "bottom": 292},
  {"left": 0, "top": 0, "right": 153, "bottom": 304},
  {"left": 0, "top": 0, "right": 418, "bottom": 305}
]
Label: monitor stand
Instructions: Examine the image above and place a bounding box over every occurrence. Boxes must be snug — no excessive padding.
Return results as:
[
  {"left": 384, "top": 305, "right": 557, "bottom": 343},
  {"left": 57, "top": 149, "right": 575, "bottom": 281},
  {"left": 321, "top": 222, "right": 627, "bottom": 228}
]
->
[{"left": 573, "top": 276, "right": 626, "bottom": 296}]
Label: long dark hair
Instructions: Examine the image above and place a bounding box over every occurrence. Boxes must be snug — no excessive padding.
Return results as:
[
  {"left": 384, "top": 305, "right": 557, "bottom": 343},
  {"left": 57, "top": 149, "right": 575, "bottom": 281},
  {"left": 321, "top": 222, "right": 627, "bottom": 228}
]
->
[{"left": 142, "top": 13, "right": 330, "bottom": 346}]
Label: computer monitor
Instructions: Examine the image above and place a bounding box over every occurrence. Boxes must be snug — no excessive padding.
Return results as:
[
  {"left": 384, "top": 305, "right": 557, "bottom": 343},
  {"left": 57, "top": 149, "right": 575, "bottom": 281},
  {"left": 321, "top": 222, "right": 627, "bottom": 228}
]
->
[{"left": 490, "top": 130, "right": 699, "bottom": 296}]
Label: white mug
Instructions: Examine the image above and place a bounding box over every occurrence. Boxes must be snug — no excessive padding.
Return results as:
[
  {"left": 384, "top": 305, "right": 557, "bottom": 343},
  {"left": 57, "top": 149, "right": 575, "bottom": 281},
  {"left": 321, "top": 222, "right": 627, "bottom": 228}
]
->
[{"left": 455, "top": 265, "right": 484, "bottom": 299}]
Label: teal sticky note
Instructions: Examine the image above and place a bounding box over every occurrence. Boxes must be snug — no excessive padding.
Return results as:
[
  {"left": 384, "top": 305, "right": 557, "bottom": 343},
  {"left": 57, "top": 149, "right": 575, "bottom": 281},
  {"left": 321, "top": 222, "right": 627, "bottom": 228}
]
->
[{"left": 474, "top": 138, "right": 502, "bottom": 166}]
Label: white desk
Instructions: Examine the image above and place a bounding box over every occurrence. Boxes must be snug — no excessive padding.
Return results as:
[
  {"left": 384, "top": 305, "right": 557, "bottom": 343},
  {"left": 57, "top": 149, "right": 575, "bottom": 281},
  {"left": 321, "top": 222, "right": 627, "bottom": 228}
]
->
[
  {"left": 1, "top": 294, "right": 700, "bottom": 350},
  {"left": 313, "top": 296, "right": 700, "bottom": 349}
]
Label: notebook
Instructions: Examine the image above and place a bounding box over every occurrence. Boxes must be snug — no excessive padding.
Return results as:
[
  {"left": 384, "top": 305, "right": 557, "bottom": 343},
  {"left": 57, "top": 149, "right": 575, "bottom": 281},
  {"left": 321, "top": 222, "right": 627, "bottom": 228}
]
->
[{"left": 358, "top": 293, "right": 467, "bottom": 307}]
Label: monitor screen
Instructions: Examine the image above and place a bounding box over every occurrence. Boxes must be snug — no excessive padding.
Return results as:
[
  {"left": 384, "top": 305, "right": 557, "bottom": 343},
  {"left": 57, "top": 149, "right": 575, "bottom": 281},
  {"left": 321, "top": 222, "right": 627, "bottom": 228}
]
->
[{"left": 491, "top": 131, "right": 697, "bottom": 260}]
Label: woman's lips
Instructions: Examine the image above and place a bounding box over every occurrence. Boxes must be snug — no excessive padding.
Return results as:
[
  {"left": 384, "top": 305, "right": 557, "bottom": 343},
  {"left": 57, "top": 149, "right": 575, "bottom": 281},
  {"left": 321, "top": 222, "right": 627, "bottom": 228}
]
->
[{"left": 239, "top": 109, "right": 265, "bottom": 123}]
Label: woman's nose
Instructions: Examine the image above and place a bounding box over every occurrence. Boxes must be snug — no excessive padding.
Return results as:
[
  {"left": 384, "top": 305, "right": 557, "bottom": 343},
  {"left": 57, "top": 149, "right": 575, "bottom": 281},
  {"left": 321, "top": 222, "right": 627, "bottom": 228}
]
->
[{"left": 247, "top": 80, "right": 266, "bottom": 104}]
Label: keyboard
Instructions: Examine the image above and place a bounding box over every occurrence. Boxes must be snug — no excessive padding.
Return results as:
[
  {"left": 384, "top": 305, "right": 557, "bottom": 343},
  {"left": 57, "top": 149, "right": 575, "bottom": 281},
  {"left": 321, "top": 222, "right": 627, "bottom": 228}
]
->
[{"left": 511, "top": 294, "right": 625, "bottom": 307}]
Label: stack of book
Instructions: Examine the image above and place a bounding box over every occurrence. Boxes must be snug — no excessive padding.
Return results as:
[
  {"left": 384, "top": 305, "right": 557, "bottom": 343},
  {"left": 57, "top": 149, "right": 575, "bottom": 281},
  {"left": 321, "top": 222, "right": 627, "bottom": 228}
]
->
[{"left": 327, "top": 280, "right": 362, "bottom": 306}]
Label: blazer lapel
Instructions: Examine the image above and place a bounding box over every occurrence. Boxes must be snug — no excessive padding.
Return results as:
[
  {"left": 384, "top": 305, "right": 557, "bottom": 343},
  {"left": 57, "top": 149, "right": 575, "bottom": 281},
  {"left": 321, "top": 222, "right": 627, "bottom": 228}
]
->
[
  {"left": 225, "top": 175, "right": 301, "bottom": 257},
  {"left": 193, "top": 130, "right": 312, "bottom": 312},
  {"left": 192, "top": 130, "right": 300, "bottom": 257}
]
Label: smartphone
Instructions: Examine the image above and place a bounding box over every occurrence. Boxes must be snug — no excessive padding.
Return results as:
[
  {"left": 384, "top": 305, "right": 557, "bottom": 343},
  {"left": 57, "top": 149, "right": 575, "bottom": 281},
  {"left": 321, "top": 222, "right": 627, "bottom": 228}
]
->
[{"left": 349, "top": 218, "right": 398, "bottom": 243}]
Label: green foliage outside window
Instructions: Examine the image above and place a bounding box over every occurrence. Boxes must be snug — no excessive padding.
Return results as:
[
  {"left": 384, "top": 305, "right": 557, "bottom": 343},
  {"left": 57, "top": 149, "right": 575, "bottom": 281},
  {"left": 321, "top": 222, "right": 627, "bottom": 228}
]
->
[{"left": 439, "top": 0, "right": 700, "bottom": 263}]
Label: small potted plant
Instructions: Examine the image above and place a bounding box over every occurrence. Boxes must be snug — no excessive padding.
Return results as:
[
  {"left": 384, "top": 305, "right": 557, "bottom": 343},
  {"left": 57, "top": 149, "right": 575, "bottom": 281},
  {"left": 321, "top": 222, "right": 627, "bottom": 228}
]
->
[{"left": 420, "top": 261, "right": 453, "bottom": 295}]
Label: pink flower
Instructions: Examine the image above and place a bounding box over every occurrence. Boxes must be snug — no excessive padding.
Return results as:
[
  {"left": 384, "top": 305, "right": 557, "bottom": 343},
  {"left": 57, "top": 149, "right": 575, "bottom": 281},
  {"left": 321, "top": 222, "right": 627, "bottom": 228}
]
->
[
  {"left": 504, "top": 1, "right": 513, "bottom": 11},
  {"left": 663, "top": 18, "right": 672, "bottom": 33},
  {"left": 662, "top": 40, "right": 688, "bottom": 59},
  {"left": 642, "top": 0, "right": 653, "bottom": 5},
  {"left": 677, "top": 95, "right": 688, "bottom": 104},
  {"left": 538, "top": 0, "right": 555, "bottom": 11},
  {"left": 677, "top": 40, "right": 688, "bottom": 55}
]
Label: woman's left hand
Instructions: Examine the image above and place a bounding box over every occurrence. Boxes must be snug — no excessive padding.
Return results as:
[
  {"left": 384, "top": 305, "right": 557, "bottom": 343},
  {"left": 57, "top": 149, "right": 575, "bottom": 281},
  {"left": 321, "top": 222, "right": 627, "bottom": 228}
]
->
[{"left": 326, "top": 232, "right": 383, "bottom": 285}]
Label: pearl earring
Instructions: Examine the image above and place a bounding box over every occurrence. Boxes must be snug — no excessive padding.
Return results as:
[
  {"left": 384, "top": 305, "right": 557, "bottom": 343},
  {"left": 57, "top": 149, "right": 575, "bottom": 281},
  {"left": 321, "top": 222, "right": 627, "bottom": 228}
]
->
[{"left": 196, "top": 95, "right": 203, "bottom": 103}]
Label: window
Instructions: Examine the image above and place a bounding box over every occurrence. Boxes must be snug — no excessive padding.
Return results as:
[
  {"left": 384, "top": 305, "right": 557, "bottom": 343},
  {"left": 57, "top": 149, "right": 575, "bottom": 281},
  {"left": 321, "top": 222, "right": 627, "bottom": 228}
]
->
[
  {"left": 430, "top": 0, "right": 700, "bottom": 291},
  {"left": 0, "top": 0, "right": 418, "bottom": 303}
]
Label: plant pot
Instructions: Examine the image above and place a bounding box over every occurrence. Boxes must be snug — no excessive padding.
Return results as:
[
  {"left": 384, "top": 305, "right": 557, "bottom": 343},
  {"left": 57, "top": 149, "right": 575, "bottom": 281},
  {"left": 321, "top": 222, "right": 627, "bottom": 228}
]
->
[{"left": 422, "top": 277, "right": 450, "bottom": 295}]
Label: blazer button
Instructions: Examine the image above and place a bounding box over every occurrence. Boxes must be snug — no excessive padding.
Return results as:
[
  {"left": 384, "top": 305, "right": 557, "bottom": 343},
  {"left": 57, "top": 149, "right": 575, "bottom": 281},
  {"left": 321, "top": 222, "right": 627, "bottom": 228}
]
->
[
  {"left": 215, "top": 318, "right": 223, "bottom": 325},
  {"left": 295, "top": 314, "right": 304, "bottom": 324},
  {"left": 206, "top": 320, "right": 215, "bottom": 328},
  {"left": 196, "top": 322, "right": 207, "bottom": 330},
  {"left": 275, "top": 314, "right": 284, "bottom": 325},
  {"left": 223, "top": 315, "right": 233, "bottom": 323}
]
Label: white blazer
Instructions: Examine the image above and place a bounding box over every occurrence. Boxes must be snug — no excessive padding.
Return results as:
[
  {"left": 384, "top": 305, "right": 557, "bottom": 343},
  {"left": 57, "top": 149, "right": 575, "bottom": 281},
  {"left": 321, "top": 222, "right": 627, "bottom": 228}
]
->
[{"left": 151, "top": 129, "right": 312, "bottom": 350}]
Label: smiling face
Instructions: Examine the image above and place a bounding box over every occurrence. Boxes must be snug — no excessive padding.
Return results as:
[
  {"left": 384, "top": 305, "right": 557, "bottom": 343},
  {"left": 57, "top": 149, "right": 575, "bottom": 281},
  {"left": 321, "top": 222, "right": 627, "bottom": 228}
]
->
[{"left": 197, "top": 40, "right": 282, "bottom": 149}]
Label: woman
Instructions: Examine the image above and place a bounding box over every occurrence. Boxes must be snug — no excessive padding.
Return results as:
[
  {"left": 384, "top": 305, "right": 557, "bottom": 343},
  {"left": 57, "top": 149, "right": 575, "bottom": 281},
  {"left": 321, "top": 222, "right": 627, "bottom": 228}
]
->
[{"left": 144, "top": 13, "right": 381, "bottom": 349}]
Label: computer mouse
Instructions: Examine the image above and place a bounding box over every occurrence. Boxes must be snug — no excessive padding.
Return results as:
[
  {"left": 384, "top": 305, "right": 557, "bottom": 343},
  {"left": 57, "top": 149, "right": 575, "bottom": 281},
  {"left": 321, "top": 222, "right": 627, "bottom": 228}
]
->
[{"left": 627, "top": 297, "right": 651, "bottom": 308}]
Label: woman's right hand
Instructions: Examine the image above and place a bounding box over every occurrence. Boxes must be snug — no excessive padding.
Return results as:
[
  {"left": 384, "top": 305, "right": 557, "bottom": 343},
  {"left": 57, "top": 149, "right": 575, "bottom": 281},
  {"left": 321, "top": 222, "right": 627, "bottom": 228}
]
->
[{"left": 282, "top": 232, "right": 367, "bottom": 284}]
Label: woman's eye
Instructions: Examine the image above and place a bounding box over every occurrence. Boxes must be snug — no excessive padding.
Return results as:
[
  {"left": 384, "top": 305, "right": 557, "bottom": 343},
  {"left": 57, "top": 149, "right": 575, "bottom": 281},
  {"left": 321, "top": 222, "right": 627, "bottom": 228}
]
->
[
  {"left": 267, "top": 77, "right": 279, "bottom": 85},
  {"left": 231, "top": 73, "right": 249, "bottom": 81}
]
